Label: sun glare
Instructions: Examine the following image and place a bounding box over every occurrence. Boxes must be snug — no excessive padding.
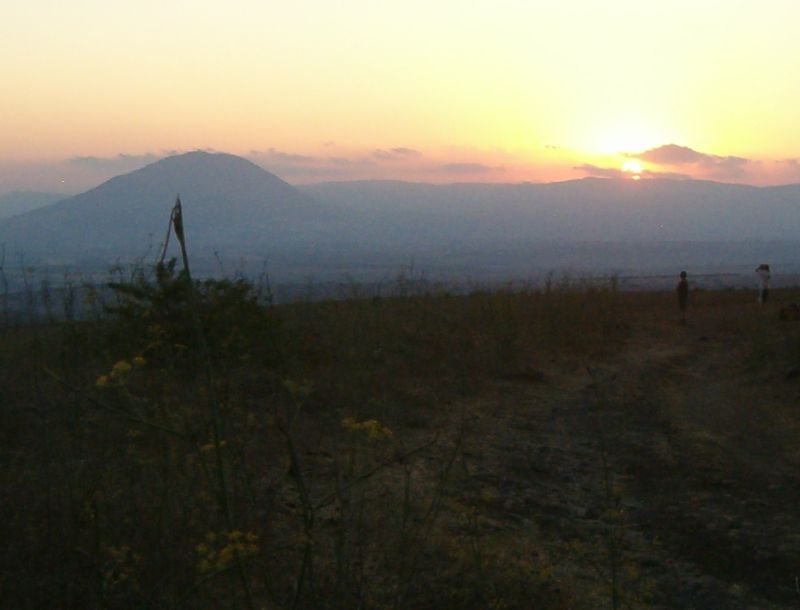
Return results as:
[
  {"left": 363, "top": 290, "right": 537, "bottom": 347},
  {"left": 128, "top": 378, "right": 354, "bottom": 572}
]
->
[
  {"left": 621, "top": 160, "right": 642, "bottom": 179},
  {"left": 590, "top": 120, "right": 666, "bottom": 157}
]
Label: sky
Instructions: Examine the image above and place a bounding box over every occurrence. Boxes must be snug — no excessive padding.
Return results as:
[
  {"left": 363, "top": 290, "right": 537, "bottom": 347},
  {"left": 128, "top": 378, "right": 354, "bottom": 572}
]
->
[{"left": 2, "top": 0, "right": 800, "bottom": 194}]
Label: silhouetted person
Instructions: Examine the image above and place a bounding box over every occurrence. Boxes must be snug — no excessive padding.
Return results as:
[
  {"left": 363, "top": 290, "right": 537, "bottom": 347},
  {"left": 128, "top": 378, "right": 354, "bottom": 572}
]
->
[
  {"left": 756, "top": 264, "right": 770, "bottom": 305},
  {"left": 677, "top": 271, "right": 689, "bottom": 324}
]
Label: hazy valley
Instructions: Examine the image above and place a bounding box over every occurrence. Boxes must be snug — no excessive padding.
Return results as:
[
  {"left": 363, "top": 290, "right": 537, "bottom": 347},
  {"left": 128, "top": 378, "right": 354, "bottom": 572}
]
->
[{"left": 1, "top": 151, "right": 799, "bottom": 290}]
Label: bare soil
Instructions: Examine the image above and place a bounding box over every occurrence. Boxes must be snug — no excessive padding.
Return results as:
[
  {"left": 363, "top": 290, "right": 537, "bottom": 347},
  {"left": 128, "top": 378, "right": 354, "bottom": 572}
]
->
[{"left": 426, "top": 299, "right": 800, "bottom": 609}]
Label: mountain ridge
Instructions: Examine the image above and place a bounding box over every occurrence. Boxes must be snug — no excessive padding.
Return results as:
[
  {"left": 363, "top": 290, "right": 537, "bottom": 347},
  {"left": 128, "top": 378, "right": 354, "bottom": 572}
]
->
[
  {"left": 0, "top": 151, "right": 318, "bottom": 259},
  {"left": 1, "top": 151, "right": 799, "bottom": 278}
]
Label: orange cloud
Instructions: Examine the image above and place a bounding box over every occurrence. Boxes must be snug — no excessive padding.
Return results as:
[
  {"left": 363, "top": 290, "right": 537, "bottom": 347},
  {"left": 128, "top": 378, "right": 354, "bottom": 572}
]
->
[{"left": 627, "top": 144, "right": 753, "bottom": 180}]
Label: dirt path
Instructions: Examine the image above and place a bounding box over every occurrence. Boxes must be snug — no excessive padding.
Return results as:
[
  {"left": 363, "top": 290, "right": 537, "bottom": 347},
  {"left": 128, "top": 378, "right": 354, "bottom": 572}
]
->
[{"left": 456, "top": 308, "right": 800, "bottom": 609}]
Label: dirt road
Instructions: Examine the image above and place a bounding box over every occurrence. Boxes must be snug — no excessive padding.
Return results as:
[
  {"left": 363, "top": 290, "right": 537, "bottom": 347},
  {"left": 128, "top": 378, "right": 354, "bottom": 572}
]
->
[{"left": 456, "top": 303, "right": 800, "bottom": 608}]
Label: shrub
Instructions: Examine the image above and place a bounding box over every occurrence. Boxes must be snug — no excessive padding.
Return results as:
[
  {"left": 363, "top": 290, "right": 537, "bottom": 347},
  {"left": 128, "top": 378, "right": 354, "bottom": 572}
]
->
[{"left": 105, "top": 259, "right": 282, "bottom": 371}]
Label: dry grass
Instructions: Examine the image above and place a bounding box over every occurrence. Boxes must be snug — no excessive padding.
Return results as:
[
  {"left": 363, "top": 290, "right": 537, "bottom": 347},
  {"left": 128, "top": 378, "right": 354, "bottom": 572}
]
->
[{"left": 2, "top": 272, "right": 799, "bottom": 609}]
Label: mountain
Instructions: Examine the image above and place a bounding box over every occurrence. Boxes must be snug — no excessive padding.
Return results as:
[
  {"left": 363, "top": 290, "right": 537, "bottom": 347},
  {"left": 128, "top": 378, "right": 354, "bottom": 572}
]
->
[
  {"left": 0, "top": 192, "right": 65, "bottom": 220},
  {"left": 2, "top": 152, "right": 799, "bottom": 280},
  {"left": 295, "top": 178, "right": 800, "bottom": 280},
  {"left": 300, "top": 178, "right": 800, "bottom": 244},
  {"left": 0, "top": 151, "right": 322, "bottom": 262}
]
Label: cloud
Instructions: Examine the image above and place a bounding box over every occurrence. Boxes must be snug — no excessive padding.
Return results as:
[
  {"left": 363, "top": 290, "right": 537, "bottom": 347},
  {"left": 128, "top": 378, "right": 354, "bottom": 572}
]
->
[
  {"left": 254, "top": 164, "right": 368, "bottom": 181},
  {"left": 247, "top": 150, "right": 509, "bottom": 183},
  {"left": 372, "top": 147, "right": 422, "bottom": 161},
  {"left": 771, "top": 158, "right": 800, "bottom": 183},
  {"left": 628, "top": 144, "right": 752, "bottom": 180},
  {"left": 574, "top": 163, "right": 692, "bottom": 181},
  {"left": 247, "top": 147, "right": 511, "bottom": 182},
  {"left": 573, "top": 164, "right": 623, "bottom": 179},
  {"left": 640, "top": 169, "right": 693, "bottom": 180},
  {"left": 708, "top": 156, "right": 751, "bottom": 178},
  {"left": 438, "top": 162, "right": 501, "bottom": 175},
  {"left": 327, "top": 156, "right": 375, "bottom": 167},
  {"left": 778, "top": 158, "right": 800, "bottom": 171},
  {"left": 68, "top": 153, "right": 163, "bottom": 171},
  {"left": 247, "top": 151, "right": 382, "bottom": 182},
  {"left": 250, "top": 148, "right": 319, "bottom": 164},
  {"left": 631, "top": 144, "right": 707, "bottom": 165}
]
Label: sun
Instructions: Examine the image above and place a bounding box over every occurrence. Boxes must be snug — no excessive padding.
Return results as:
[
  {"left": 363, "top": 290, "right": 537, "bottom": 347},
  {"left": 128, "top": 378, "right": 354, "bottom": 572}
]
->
[{"left": 621, "top": 159, "right": 642, "bottom": 179}]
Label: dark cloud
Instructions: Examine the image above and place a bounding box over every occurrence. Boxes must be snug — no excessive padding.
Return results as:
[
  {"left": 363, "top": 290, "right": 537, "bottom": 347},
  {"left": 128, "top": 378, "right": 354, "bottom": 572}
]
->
[
  {"left": 373, "top": 147, "right": 422, "bottom": 161},
  {"left": 438, "top": 162, "right": 501, "bottom": 175},
  {"left": 628, "top": 144, "right": 752, "bottom": 179}
]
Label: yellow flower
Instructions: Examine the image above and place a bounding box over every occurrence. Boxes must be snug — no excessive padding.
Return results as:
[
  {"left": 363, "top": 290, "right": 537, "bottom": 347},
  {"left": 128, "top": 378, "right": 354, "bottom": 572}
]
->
[
  {"left": 110, "top": 360, "right": 132, "bottom": 379},
  {"left": 365, "top": 419, "right": 393, "bottom": 440},
  {"left": 95, "top": 375, "right": 109, "bottom": 388},
  {"left": 133, "top": 355, "right": 146, "bottom": 367},
  {"left": 341, "top": 417, "right": 393, "bottom": 440},
  {"left": 216, "top": 545, "right": 235, "bottom": 569}
]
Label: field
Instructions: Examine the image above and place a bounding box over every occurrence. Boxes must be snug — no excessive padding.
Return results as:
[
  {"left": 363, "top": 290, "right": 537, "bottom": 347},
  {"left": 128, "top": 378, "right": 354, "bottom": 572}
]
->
[{"left": 2, "top": 266, "right": 800, "bottom": 609}]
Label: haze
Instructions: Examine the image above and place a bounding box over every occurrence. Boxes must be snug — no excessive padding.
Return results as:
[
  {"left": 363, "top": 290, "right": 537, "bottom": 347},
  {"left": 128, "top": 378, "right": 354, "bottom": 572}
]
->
[{"left": 3, "top": 0, "right": 800, "bottom": 193}]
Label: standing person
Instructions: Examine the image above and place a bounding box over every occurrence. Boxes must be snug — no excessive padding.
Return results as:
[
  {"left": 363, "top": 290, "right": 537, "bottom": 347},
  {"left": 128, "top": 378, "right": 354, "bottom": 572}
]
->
[
  {"left": 677, "top": 270, "right": 689, "bottom": 324},
  {"left": 756, "top": 264, "right": 771, "bottom": 305}
]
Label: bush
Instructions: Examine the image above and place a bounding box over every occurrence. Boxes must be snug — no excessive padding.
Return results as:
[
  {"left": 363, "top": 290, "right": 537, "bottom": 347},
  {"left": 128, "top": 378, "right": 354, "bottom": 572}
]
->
[{"left": 105, "top": 259, "right": 282, "bottom": 371}]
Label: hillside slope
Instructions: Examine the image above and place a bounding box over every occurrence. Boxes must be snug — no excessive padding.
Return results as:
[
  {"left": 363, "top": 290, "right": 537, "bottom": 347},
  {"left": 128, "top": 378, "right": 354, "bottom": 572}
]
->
[
  {"left": 0, "top": 191, "right": 65, "bottom": 219},
  {"left": 0, "top": 151, "right": 323, "bottom": 260}
]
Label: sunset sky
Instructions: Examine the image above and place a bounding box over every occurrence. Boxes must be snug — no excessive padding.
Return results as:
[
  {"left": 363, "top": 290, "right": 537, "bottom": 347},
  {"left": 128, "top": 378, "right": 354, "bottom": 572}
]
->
[{"left": 3, "top": 0, "right": 800, "bottom": 193}]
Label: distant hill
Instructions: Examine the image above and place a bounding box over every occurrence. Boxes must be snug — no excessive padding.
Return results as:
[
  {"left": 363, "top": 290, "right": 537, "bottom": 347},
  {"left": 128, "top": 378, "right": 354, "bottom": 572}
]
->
[
  {"left": 2, "top": 152, "right": 798, "bottom": 279},
  {"left": 300, "top": 178, "right": 800, "bottom": 244},
  {"left": 294, "top": 178, "right": 800, "bottom": 280},
  {"left": 0, "top": 192, "right": 65, "bottom": 220},
  {"left": 0, "top": 151, "right": 322, "bottom": 262}
]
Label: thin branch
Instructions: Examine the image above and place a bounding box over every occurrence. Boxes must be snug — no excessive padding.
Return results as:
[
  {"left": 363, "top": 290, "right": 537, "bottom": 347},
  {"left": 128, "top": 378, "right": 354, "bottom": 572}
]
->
[
  {"left": 41, "top": 366, "right": 186, "bottom": 438},
  {"left": 314, "top": 437, "right": 438, "bottom": 511}
]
